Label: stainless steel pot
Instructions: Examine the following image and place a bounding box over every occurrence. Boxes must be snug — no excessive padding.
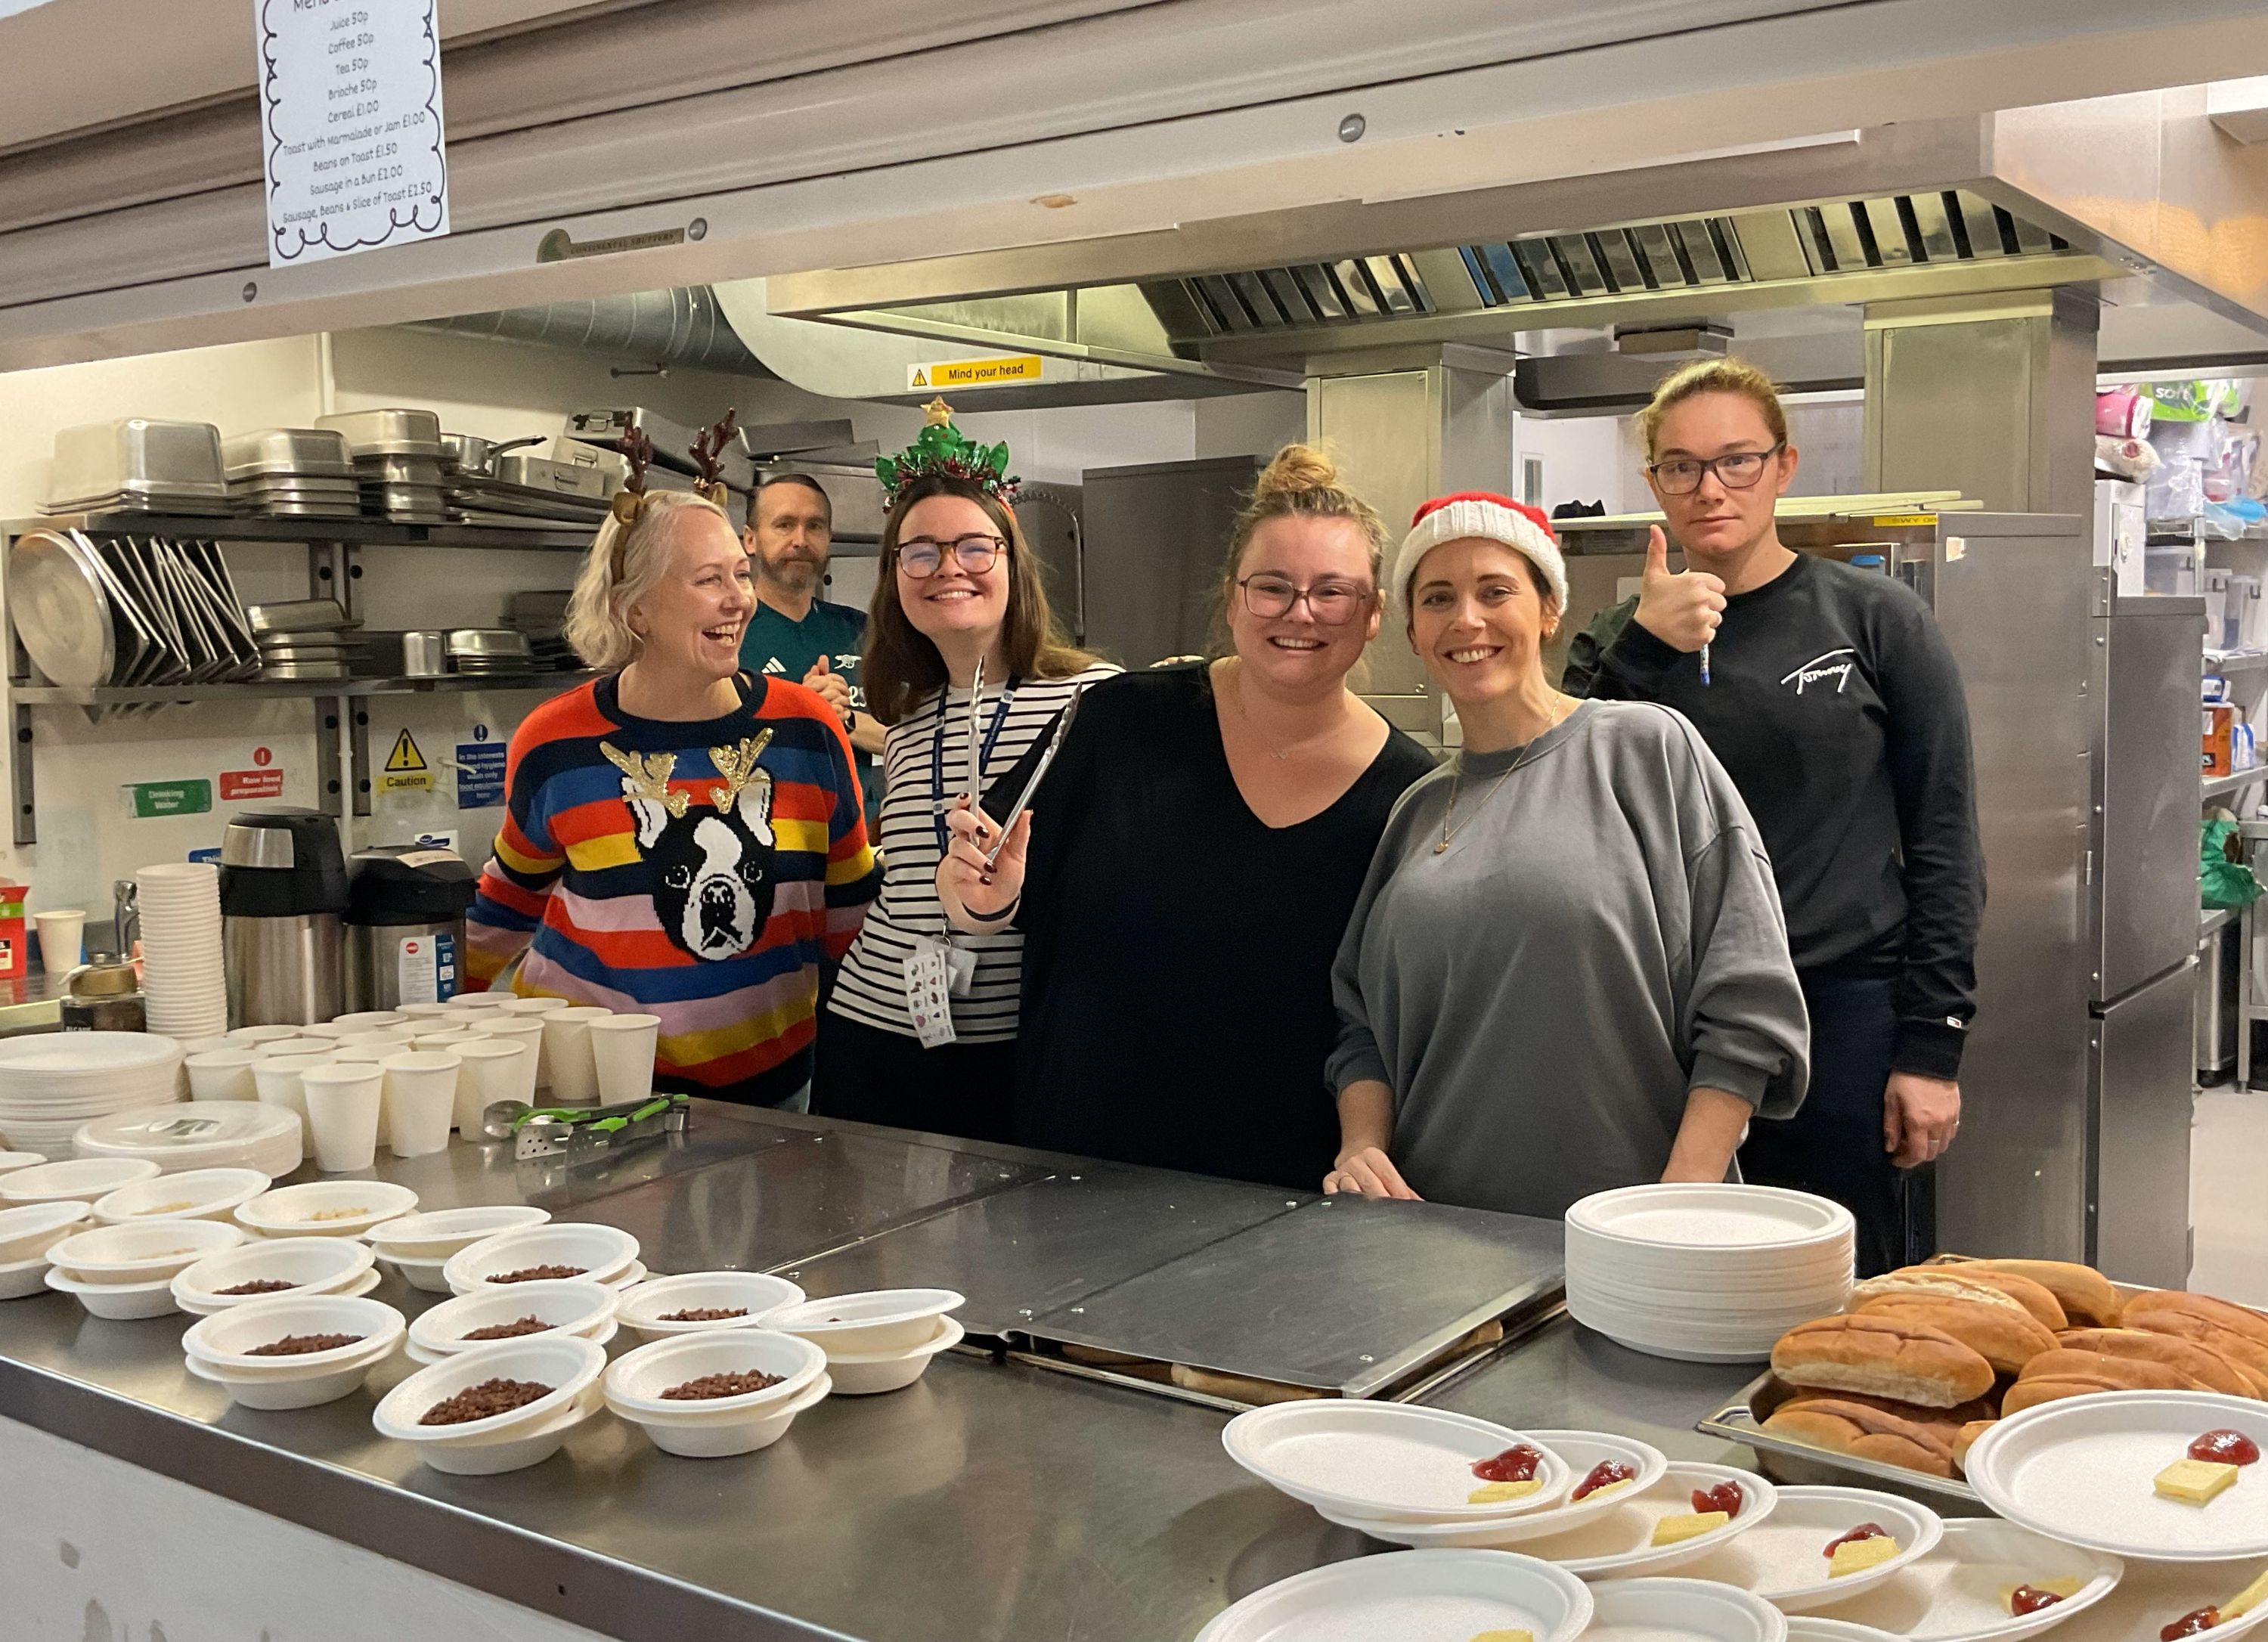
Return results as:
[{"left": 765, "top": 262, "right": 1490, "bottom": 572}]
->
[
  {"left": 400, "top": 630, "right": 450, "bottom": 677},
  {"left": 439, "top": 433, "right": 544, "bottom": 477}
]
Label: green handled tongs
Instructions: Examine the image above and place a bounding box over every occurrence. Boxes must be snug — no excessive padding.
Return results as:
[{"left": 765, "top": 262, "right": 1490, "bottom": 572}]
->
[{"left": 484, "top": 1092, "right": 690, "bottom": 1160}]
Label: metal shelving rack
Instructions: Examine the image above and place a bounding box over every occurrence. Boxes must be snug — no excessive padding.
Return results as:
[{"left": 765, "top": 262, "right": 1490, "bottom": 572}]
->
[{"left": 5, "top": 511, "right": 598, "bottom": 844}]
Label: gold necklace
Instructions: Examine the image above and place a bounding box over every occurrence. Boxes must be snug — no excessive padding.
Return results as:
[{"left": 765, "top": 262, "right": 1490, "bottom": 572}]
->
[{"left": 1434, "top": 699, "right": 1572, "bottom": 856}]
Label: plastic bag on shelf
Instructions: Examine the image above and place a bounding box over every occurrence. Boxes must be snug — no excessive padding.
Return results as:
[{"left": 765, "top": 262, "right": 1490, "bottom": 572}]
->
[
  {"left": 2204, "top": 817, "right": 2263, "bottom": 910},
  {"left": 2096, "top": 434, "right": 2160, "bottom": 481}
]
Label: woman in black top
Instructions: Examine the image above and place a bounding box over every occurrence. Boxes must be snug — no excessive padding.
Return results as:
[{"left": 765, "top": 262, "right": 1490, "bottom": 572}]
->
[
  {"left": 1562, "top": 358, "right": 1983, "bottom": 1275},
  {"left": 934, "top": 445, "right": 1436, "bottom": 1189}
]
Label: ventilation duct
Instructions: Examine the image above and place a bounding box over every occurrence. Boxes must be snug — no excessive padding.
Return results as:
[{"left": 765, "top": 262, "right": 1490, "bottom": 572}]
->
[{"left": 407, "top": 286, "right": 770, "bottom": 377}]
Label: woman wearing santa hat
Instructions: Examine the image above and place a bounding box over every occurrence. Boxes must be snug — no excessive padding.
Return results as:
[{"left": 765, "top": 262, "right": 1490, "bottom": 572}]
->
[{"left": 1323, "top": 492, "right": 1810, "bottom": 1218}]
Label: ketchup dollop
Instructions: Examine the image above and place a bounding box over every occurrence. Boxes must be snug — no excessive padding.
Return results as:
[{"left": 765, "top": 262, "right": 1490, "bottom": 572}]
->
[
  {"left": 2161, "top": 1607, "right": 2220, "bottom": 1640},
  {"left": 2190, "top": 1430, "right": 2262, "bottom": 1467},
  {"left": 1571, "top": 1460, "right": 1636, "bottom": 1501},
  {"left": 1690, "top": 1481, "right": 1745, "bottom": 1519},
  {"left": 1822, "top": 1523, "right": 1892, "bottom": 1558},
  {"left": 1470, "top": 1445, "right": 1543, "bottom": 1483},
  {"left": 2009, "top": 1586, "right": 2065, "bottom": 1616}
]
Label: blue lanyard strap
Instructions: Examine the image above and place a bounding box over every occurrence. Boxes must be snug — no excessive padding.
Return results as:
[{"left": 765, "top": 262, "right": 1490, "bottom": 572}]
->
[{"left": 931, "top": 677, "right": 1018, "bottom": 854}]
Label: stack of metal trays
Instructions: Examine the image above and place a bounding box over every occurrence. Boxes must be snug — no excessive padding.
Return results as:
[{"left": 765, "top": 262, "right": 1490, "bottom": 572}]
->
[
  {"left": 447, "top": 627, "right": 537, "bottom": 677},
  {"left": 221, "top": 429, "right": 361, "bottom": 519},
  {"left": 504, "top": 589, "right": 578, "bottom": 671},
  {"left": 448, "top": 454, "right": 612, "bottom": 528},
  {"left": 42, "top": 420, "right": 234, "bottom": 517},
  {"left": 247, "top": 598, "right": 360, "bottom": 681},
  {"left": 6, "top": 528, "right": 259, "bottom": 696},
  {"left": 314, "top": 409, "right": 449, "bottom": 523}
]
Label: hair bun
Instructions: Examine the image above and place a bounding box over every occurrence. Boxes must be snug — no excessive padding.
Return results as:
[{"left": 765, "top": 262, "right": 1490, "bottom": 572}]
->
[{"left": 1253, "top": 443, "right": 1341, "bottom": 498}]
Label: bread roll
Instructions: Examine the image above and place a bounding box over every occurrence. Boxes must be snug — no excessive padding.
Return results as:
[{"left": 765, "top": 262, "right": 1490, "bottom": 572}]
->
[
  {"left": 1856, "top": 1293, "right": 2059, "bottom": 1374},
  {"left": 1762, "top": 1400, "right": 1956, "bottom": 1478},
  {"left": 2055, "top": 1328, "right": 2258, "bottom": 1399},
  {"left": 1771, "top": 1314, "right": 1996, "bottom": 1408},
  {"left": 2121, "top": 1310, "right": 2268, "bottom": 1396},
  {"left": 1938, "top": 1269, "right": 2068, "bottom": 1331},
  {"left": 1850, "top": 1269, "right": 2033, "bottom": 1321},
  {"left": 2125, "top": 1290, "right": 2268, "bottom": 1352},
  {"left": 2017, "top": 1349, "right": 2197, "bottom": 1394},
  {"left": 1777, "top": 1387, "right": 1998, "bottom": 1430},
  {"left": 1952, "top": 1419, "right": 1994, "bottom": 1471},
  {"left": 2003, "top": 1371, "right": 2155, "bottom": 1416},
  {"left": 1959, "top": 1259, "right": 2122, "bottom": 1327}
]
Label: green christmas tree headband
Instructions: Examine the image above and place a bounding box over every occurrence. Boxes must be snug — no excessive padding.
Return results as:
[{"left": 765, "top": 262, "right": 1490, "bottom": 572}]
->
[{"left": 875, "top": 398, "right": 1020, "bottom": 505}]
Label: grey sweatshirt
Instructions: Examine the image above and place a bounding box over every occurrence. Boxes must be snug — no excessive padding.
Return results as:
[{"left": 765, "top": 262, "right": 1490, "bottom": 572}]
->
[{"left": 1328, "top": 699, "right": 1809, "bottom": 1219}]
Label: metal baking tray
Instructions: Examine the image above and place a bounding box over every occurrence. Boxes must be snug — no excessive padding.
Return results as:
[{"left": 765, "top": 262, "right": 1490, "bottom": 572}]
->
[
  {"left": 50, "top": 419, "right": 228, "bottom": 507},
  {"left": 221, "top": 428, "right": 355, "bottom": 480},
  {"left": 317, "top": 408, "right": 444, "bottom": 457},
  {"left": 246, "top": 598, "right": 354, "bottom": 635},
  {"left": 493, "top": 454, "right": 607, "bottom": 498}
]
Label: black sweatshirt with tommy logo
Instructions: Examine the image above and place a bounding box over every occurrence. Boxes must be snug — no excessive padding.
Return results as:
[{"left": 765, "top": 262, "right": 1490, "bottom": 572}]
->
[{"left": 1562, "top": 552, "right": 1982, "bottom": 1080}]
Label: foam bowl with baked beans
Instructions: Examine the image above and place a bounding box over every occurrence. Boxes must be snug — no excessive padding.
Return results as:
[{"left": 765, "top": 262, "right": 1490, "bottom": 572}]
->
[
  {"left": 441, "top": 1223, "right": 640, "bottom": 1295},
  {"left": 758, "top": 1288, "right": 965, "bottom": 1356},
  {"left": 372, "top": 1334, "right": 608, "bottom": 1476},
  {"left": 184, "top": 1293, "right": 406, "bottom": 1377},
  {"left": 171, "top": 1232, "right": 376, "bottom": 1313},
  {"left": 615, "top": 1270, "right": 805, "bottom": 1342},
  {"left": 406, "top": 1278, "right": 620, "bottom": 1363}
]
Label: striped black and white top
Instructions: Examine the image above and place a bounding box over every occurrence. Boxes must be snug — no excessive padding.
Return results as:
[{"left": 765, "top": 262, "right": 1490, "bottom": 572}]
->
[{"left": 829, "top": 664, "right": 1120, "bottom": 1041}]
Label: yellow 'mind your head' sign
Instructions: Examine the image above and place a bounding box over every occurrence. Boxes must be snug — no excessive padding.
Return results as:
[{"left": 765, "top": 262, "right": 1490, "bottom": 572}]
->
[{"left": 908, "top": 356, "right": 1044, "bottom": 392}]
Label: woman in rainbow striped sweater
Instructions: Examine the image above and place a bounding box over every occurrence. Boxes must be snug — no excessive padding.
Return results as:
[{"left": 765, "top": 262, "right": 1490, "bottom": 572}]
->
[{"left": 466, "top": 487, "right": 878, "bottom": 1111}]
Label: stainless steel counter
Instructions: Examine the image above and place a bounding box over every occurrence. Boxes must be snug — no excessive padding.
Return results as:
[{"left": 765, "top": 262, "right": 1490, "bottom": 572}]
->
[{"left": 0, "top": 1107, "right": 1759, "bottom": 1641}]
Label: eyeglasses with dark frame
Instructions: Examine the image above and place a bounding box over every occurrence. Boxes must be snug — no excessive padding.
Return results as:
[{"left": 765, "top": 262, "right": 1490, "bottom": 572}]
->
[
  {"left": 1646, "top": 441, "right": 1787, "bottom": 496},
  {"left": 896, "top": 533, "right": 1007, "bottom": 578},
  {"left": 1236, "top": 575, "right": 1375, "bottom": 625}
]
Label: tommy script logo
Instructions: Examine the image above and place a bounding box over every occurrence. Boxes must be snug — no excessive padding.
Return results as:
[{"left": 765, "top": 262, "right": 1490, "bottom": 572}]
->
[{"left": 1781, "top": 648, "right": 1857, "bottom": 695}]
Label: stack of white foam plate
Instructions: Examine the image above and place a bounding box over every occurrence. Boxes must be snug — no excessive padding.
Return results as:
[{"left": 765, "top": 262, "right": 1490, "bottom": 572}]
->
[
  {"left": 0, "top": 1033, "right": 182, "bottom": 1157},
  {"left": 1565, "top": 1183, "right": 1854, "bottom": 1363},
  {"left": 138, "top": 863, "right": 227, "bottom": 1039},
  {"left": 73, "top": 1101, "right": 303, "bottom": 1179}
]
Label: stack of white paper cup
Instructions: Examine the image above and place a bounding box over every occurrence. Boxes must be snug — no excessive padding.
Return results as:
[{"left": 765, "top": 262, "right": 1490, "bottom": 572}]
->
[{"left": 137, "top": 864, "right": 228, "bottom": 1038}]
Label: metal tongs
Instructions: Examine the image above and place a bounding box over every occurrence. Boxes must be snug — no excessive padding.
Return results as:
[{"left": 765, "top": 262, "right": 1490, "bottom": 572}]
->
[
  {"left": 484, "top": 1092, "right": 691, "bottom": 1160},
  {"left": 984, "top": 692, "right": 1078, "bottom": 865}
]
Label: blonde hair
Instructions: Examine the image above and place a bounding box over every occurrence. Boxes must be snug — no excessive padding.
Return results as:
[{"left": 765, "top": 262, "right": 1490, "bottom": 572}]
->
[
  {"left": 1221, "top": 443, "right": 1393, "bottom": 590},
  {"left": 564, "top": 490, "right": 733, "bottom": 671},
  {"left": 1638, "top": 358, "right": 1790, "bottom": 460}
]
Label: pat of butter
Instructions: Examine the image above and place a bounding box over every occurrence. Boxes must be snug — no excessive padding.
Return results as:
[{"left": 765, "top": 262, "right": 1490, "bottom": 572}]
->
[
  {"left": 1829, "top": 1535, "right": 1901, "bottom": 1578},
  {"left": 1468, "top": 1632, "right": 1533, "bottom": 1642},
  {"left": 1650, "top": 1510, "right": 1730, "bottom": 1547},
  {"left": 1467, "top": 1479, "right": 1543, "bottom": 1505},
  {"left": 2156, "top": 1460, "right": 2241, "bottom": 1506},
  {"left": 2224, "top": 1568, "right": 2268, "bottom": 1619},
  {"left": 1582, "top": 1478, "right": 1637, "bottom": 1504},
  {"left": 1997, "top": 1576, "right": 2083, "bottom": 1613}
]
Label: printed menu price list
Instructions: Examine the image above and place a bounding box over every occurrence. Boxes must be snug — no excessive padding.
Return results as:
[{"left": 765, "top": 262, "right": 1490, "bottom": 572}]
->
[{"left": 258, "top": 0, "right": 451, "bottom": 268}]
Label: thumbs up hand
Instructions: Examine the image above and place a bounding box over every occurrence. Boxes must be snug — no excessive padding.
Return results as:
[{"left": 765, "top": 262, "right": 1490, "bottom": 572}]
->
[
  {"left": 1632, "top": 526, "right": 1726, "bottom": 655},
  {"left": 801, "top": 655, "right": 854, "bottom": 718}
]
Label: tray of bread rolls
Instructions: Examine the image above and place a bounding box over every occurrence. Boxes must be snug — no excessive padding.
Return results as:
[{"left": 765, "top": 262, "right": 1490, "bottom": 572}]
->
[{"left": 1696, "top": 1255, "right": 2268, "bottom": 1513}]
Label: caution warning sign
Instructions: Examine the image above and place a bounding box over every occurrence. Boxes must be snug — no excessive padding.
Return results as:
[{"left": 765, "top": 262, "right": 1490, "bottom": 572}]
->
[
  {"left": 379, "top": 728, "right": 434, "bottom": 794},
  {"left": 907, "top": 355, "right": 1043, "bottom": 392}
]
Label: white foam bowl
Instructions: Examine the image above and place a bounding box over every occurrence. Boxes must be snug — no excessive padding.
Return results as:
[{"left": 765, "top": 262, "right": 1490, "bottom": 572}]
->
[
  {"left": 606, "top": 1326, "right": 831, "bottom": 1420},
  {"left": 823, "top": 1315, "right": 966, "bottom": 1395},
  {"left": 1586, "top": 1577, "right": 1789, "bottom": 1641},
  {"left": 0, "top": 1157, "right": 161, "bottom": 1204},
  {"left": 184, "top": 1293, "right": 405, "bottom": 1374},
  {"left": 48, "top": 1216, "right": 245, "bottom": 1284},
  {"left": 623, "top": 1372, "right": 831, "bottom": 1458},
  {"left": 1192, "top": 1548, "right": 1594, "bottom": 1642},
  {"left": 45, "top": 1266, "right": 180, "bottom": 1318},
  {"left": 615, "top": 1270, "right": 806, "bottom": 1340},
  {"left": 236, "top": 1179, "right": 418, "bottom": 1238},
  {"left": 373, "top": 1335, "right": 608, "bottom": 1470},
  {"left": 172, "top": 1233, "right": 376, "bottom": 1311},
  {"left": 760, "top": 1287, "right": 964, "bottom": 1355},
  {"left": 0, "top": 1253, "right": 60, "bottom": 1300},
  {"left": 91, "top": 1167, "right": 271, "bottom": 1226},
  {"left": 0, "top": 1199, "right": 91, "bottom": 1263},
  {"left": 375, "top": 1250, "right": 455, "bottom": 1293},
  {"left": 364, "top": 1204, "right": 550, "bottom": 1261},
  {"left": 408, "top": 1278, "right": 620, "bottom": 1359},
  {"left": 443, "top": 1223, "right": 640, "bottom": 1294},
  {"left": 0, "top": 1151, "right": 48, "bottom": 1174},
  {"left": 184, "top": 1342, "right": 395, "bottom": 1410}
]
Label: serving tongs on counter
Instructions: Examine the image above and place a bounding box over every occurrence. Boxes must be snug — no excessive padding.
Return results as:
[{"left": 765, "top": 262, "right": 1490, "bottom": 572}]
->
[{"left": 483, "top": 1092, "right": 691, "bottom": 1160}]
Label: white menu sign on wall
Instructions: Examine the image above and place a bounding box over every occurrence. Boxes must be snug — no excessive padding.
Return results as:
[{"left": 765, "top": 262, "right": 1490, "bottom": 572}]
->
[{"left": 257, "top": 0, "right": 451, "bottom": 268}]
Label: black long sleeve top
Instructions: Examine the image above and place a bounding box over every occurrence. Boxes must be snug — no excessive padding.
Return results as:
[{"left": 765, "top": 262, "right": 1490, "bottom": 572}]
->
[{"left": 1562, "top": 553, "right": 1984, "bottom": 1080}]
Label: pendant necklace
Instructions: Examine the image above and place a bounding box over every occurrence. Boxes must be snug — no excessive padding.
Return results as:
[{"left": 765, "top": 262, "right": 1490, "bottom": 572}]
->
[{"left": 1435, "top": 698, "right": 1572, "bottom": 856}]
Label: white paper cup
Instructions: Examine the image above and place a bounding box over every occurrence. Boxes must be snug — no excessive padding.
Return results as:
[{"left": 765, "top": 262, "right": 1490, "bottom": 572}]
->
[
  {"left": 499, "top": 996, "right": 570, "bottom": 1017},
  {"left": 333, "top": 1012, "right": 406, "bottom": 1032},
  {"left": 411, "top": 1028, "right": 470, "bottom": 1049},
  {"left": 253, "top": 1054, "right": 332, "bottom": 1134},
  {"left": 299, "top": 1064, "right": 384, "bottom": 1173},
  {"left": 397, "top": 1002, "right": 457, "bottom": 1022},
  {"left": 379, "top": 1052, "right": 457, "bottom": 1158},
  {"left": 470, "top": 1017, "right": 549, "bottom": 1089},
  {"left": 542, "top": 1007, "right": 610, "bottom": 1104},
  {"left": 253, "top": 1038, "right": 332, "bottom": 1060},
  {"left": 445, "top": 991, "right": 509, "bottom": 1012},
  {"left": 185, "top": 1049, "right": 260, "bottom": 1101},
  {"left": 34, "top": 909, "right": 84, "bottom": 975},
  {"left": 450, "top": 1039, "right": 531, "bottom": 1138},
  {"left": 587, "top": 1013, "right": 661, "bottom": 1104},
  {"left": 228, "top": 1025, "right": 302, "bottom": 1046}
]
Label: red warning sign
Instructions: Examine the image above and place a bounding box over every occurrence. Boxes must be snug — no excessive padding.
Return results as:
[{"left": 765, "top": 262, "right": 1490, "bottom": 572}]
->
[{"left": 220, "top": 768, "right": 284, "bottom": 801}]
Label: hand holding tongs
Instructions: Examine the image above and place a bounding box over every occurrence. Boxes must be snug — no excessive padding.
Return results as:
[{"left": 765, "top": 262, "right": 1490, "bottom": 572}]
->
[{"left": 983, "top": 693, "right": 1077, "bottom": 865}]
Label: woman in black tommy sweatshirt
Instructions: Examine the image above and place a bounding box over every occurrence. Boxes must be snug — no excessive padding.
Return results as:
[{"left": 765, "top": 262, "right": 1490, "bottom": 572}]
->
[{"left": 1563, "top": 358, "right": 1983, "bottom": 1277}]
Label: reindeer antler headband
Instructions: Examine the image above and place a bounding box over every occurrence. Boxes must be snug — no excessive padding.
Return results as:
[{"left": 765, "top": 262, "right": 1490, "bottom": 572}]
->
[
  {"left": 875, "top": 398, "right": 1019, "bottom": 504},
  {"left": 608, "top": 409, "right": 740, "bottom": 527}
]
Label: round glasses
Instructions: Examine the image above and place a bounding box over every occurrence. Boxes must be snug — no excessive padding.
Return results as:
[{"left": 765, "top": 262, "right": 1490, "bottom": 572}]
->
[
  {"left": 896, "top": 534, "right": 1005, "bottom": 578},
  {"left": 1237, "top": 575, "right": 1373, "bottom": 625},
  {"left": 1647, "top": 442, "right": 1786, "bottom": 495}
]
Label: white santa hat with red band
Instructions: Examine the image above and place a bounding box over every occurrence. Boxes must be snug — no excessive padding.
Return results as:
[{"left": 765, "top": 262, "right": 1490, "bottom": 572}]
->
[{"left": 1393, "top": 491, "right": 1568, "bottom": 615}]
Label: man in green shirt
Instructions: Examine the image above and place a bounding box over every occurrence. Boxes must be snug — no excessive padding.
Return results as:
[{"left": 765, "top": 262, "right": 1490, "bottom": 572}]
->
[{"left": 739, "top": 473, "right": 888, "bottom": 828}]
